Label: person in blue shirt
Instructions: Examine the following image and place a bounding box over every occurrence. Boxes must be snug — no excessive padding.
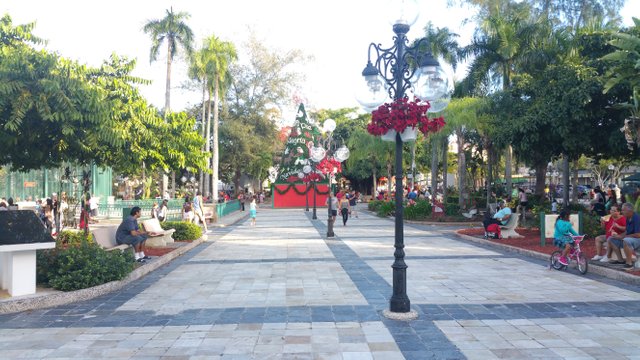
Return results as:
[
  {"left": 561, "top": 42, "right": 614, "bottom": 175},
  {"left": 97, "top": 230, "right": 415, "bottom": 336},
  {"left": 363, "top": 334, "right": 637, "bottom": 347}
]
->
[
  {"left": 482, "top": 200, "right": 512, "bottom": 231},
  {"left": 553, "top": 210, "right": 579, "bottom": 266},
  {"left": 608, "top": 202, "right": 640, "bottom": 270},
  {"left": 116, "top": 206, "right": 150, "bottom": 263}
]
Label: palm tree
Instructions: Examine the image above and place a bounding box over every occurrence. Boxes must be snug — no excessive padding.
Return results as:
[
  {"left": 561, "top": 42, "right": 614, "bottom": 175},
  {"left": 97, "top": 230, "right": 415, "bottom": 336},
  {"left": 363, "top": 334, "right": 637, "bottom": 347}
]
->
[
  {"left": 461, "top": 7, "right": 539, "bottom": 199},
  {"left": 143, "top": 7, "right": 194, "bottom": 197},
  {"left": 347, "top": 129, "right": 393, "bottom": 197},
  {"left": 202, "top": 36, "right": 237, "bottom": 201},
  {"left": 414, "top": 23, "right": 460, "bottom": 203},
  {"left": 143, "top": 7, "right": 194, "bottom": 113}
]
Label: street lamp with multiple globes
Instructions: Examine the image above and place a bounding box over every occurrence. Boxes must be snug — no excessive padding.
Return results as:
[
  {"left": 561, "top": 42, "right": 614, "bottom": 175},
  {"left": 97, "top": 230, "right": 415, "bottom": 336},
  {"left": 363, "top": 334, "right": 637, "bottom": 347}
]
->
[
  {"left": 357, "top": 1, "right": 452, "bottom": 316},
  {"left": 310, "top": 119, "right": 350, "bottom": 237}
]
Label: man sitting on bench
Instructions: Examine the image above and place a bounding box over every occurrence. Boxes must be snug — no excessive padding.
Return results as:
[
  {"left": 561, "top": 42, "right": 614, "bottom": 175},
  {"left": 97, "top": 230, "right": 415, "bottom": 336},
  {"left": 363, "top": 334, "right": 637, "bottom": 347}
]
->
[
  {"left": 116, "top": 206, "right": 157, "bottom": 263},
  {"left": 483, "top": 200, "right": 512, "bottom": 231}
]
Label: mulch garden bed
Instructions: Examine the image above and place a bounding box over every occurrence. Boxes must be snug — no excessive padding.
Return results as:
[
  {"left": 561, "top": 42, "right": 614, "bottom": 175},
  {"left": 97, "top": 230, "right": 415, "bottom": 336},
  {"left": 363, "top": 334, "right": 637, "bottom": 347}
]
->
[{"left": 458, "top": 227, "right": 640, "bottom": 276}]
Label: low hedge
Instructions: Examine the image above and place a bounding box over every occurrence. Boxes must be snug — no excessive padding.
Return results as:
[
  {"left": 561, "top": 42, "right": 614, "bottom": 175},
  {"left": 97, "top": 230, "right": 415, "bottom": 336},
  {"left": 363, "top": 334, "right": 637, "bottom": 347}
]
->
[
  {"left": 55, "top": 230, "right": 94, "bottom": 248},
  {"left": 404, "top": 199, "right": 432, "bottom": 220},
  {"left": 37, "top": 241, "right": 134, "bottom": 291},
  {"left": 160, "top": 221, "right": 203, "bottom": 241}
]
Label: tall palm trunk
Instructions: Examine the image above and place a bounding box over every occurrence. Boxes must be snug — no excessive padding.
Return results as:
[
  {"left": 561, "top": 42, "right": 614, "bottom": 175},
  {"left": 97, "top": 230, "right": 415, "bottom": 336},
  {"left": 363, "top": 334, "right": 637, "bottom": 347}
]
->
[
  {"left": 372, "top": 167, "right": 377, "bottom": 197},
  {"left": 505, "top": 146, "right": 512, "bottom": 197},
  {"left": 457, "top": 130, "right": 466, "bottom": 209},
  {"left": 212, "top": 77, "right": 220, "bottom": 201},
  {"left": 204, "top": 88, "right": 212, "bottom": 197},
  {"left": 163, "top": 41, "right": 173, "bottom": 197},
  {"left": 431, "top": 139, "right": 438, "bottom": 200},
  {"left": 387, "top": 160, "right": 392, "bottom": 197},
  {"left": 442, "top": 136, "right": 448, "bottom": 202},
  {"left": 200, "top": 81, "right": 207, "bottom": 196},
  {"left": 486, "top": 141, "right": 493, "bottom": 209}
]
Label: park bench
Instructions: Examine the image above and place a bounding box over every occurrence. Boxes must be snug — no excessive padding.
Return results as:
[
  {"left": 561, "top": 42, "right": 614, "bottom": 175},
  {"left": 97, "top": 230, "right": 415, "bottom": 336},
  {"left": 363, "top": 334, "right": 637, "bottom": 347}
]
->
[
  {"left": 91, "top": 226, "right": 130, "bottom": 252},
  {"left": 0, "top": 211, "right": 55, "bottom": 296},
  {"left": 500, "top": 212, "right": 523, "bottom": 238},
  {"left": 141, "top": 218, "right": 175, "bottom": 247}
]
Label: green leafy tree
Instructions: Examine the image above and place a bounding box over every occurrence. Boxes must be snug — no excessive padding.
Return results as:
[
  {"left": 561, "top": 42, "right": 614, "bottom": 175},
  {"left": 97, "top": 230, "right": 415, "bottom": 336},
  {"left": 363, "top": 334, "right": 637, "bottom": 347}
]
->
[{"left": 223, "top": 35, "right": 306, "bottom": 192}]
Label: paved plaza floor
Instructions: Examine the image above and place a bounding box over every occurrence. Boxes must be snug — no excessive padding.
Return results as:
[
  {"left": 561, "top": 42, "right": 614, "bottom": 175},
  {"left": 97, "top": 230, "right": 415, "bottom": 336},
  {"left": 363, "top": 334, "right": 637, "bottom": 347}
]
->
[{"left": 1, "top": 208, "right": 640, "bottom": 359}]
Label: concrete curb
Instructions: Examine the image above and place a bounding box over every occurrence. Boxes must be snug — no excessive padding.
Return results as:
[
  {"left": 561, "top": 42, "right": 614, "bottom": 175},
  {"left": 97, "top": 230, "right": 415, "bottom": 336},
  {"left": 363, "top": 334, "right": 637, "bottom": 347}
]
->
[
  {"left": 0, "top": 238, "right": 206, "bottom": 314},
  {"left": 454, "top": 230, "right": 640, "bottom": 286}
]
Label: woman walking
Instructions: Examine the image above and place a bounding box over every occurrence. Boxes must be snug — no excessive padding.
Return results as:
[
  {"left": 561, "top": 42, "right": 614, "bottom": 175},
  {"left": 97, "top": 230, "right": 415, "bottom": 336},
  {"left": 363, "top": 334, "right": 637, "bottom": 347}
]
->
[
  {"left": 339, "top": 194, "right": 350, "bottom": 226},
  {"left": 192, "top": 190, "right": 208, "bottom": 232}
]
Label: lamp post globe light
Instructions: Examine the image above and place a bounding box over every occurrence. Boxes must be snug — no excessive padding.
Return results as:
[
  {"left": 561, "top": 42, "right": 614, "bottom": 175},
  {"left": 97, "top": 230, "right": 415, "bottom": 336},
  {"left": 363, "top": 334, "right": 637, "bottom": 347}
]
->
[
  {"left": 358, "top": 1, "right": 451, "bottom": 316},
  {"left": 310, "top": 145, "right": 327, "bottom": 220}
]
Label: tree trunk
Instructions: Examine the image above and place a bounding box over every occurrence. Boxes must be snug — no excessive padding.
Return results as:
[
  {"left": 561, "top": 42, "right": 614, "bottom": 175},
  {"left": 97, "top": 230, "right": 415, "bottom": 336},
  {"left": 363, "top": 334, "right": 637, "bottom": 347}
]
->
[
  {"left": 442, "top": 136, "right": 448, "bottom": 202},
  {"left": 410, "top": 142, "right": 416, "bottom": 189},
  {"left": 562, "top": 155, "right": 570, "bottom": 207},
  {"left": 200, "top": 81, "right": 208, "bottom": 196},
  {"left": 457, "top": 130, "right": 466, "bottom": 209},
  {"left": 431, "top": 138, "right": 438, "bottom": 201},
  {"left": 212, "top": 77, "right": 220, "bottom": 202},
  {"left": 205, "top": 89, "right": 212, "bottom": 198},
  {"left": 372, "top": 167, "right": 377, "bottom": 197},
  {"left": 571, "top": 159, "right": 579, "bottom": 203},
  {"left": 387, "top": 160, "right": 392, "bottom": 197},
  {"left": 164, "top": 42, "right": 172, "bottom": 114},
  {"left": 535, "top": 162, "right": 546, "bottom": 196},
  {"left": 171, "top": 172, "right": 176, "bottom": 198},
  {"left": 161, "top": 42, "right": 173, "bottom": 197},
  {"left": 234, "top": 169, "right": 242, "bottom": 197},
  {"left": 505, "top": 146, "right": 512, "bottom": 199},
  {"left": 486, "top": 143, "right": 493, "bottom": 210}
]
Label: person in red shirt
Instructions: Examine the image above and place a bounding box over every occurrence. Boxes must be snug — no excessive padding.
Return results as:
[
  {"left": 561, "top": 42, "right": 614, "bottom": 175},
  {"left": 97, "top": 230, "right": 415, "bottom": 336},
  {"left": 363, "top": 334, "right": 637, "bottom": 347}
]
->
[{"left": 592, "top": 205, "right": 626, "bottom": 262}]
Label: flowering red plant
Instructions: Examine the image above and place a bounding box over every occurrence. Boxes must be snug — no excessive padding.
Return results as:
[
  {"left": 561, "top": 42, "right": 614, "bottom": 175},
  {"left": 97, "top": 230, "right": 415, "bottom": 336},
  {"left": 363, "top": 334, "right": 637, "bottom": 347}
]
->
[
  {"left": 303, "top": 172, "right": 324, "bottom": 183},
  {"left": 367, "top": 98, "right": 445, "bottom": 137},
  {"left": 316, "top": 157, "right": 342, "bottom": 175}
]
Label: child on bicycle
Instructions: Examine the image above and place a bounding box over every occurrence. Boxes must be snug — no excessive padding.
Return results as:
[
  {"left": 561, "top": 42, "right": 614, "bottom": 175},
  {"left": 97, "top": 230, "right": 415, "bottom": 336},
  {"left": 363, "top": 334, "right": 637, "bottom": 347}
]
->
[{"left": 554, "top": 210, "right": 579, "bottom": 266}]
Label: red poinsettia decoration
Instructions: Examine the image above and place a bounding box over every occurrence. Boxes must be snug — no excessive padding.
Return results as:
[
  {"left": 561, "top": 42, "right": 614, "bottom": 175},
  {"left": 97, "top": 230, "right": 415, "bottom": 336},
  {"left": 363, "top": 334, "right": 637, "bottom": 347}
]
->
[
  {"left": 367, "top": 97, "right": 445, "bottom": 137},
  {"left": 302, "top": 172, "right": 324, "bottom": 183},
  {"left": 316, "top": 157, "right": 342, "bottom": 175}
]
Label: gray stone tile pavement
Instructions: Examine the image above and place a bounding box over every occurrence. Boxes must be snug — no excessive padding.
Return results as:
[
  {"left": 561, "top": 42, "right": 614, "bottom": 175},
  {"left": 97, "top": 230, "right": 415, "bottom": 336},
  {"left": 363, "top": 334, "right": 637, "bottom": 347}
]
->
[{"left": 0, "top": 208, "right": 639, "bottom": 359}]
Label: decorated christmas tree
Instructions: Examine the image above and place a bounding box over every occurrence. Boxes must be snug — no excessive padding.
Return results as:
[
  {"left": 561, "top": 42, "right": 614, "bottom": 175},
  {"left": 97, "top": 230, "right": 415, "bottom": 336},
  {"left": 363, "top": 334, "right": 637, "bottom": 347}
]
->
[{"left": 277, "top": 104, "right": 322, "bottom": 183}]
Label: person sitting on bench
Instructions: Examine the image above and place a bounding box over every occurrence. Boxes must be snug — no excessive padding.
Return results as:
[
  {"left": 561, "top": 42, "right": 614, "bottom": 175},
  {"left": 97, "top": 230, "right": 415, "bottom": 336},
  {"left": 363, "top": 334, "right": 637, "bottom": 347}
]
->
[
  {"left": 116, "top": 206, "right": 156, "bottom": 263},
  {"left": 483, "top": 200, "right": 512, "bottom": 231}
]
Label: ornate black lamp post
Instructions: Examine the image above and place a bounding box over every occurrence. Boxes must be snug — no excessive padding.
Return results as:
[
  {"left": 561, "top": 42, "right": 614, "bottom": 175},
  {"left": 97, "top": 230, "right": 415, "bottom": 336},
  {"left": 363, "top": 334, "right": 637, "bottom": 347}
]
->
[{"left": 357, "top": 3, "right": 451, "bottom": 316}]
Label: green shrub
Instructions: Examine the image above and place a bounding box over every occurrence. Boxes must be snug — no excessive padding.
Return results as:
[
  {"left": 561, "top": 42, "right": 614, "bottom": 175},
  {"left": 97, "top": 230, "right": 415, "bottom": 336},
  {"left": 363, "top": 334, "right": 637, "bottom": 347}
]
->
[
  {"left": 445, "top": 203, "right": 460, "bottom": 216},
  {"left": 368, "top": 200, "right": 384, "bottom": 212},
  {"left": 583, "top": 214, "right": 604, "bottom": 239},
  {"left": 56, "top": 230, "right": 94, "bottom": 248},
  {"left": 376, "top": 201, "right": 395, "bottom": 217},
  {"left": 161, "top": 221, "right": 203, "bottom": 241},
  {"left": 37, "top": 242, "right": 134, "bottom": 291},
  {"left": 404, "top": 199, "right": 432, "bottom": 220}
]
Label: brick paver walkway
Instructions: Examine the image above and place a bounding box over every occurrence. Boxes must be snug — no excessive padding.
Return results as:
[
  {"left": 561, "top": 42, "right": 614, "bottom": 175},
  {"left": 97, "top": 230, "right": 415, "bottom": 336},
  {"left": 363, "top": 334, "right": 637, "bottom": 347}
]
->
[{"left": 1, "top": 208, "right": 639, "bottom": 359}]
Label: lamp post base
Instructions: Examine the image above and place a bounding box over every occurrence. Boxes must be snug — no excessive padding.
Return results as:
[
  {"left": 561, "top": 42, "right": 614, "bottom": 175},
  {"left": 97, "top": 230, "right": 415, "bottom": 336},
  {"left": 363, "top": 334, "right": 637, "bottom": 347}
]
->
[
  {"left": 327, "top": 217, "right": 335, "bottom": 237},
  {"left": 382, "top": 309, "right": 418, "bottom": 321},
  {"left": 312, "top": 209, "right": 317, "bottom": 220}
]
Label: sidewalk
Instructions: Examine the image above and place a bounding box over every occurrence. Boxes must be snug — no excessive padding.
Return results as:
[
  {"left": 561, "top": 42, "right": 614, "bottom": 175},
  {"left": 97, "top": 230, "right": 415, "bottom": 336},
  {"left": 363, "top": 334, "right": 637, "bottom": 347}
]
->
[{"left": 1, "top": 208, "right": 639, "bottom": 359}]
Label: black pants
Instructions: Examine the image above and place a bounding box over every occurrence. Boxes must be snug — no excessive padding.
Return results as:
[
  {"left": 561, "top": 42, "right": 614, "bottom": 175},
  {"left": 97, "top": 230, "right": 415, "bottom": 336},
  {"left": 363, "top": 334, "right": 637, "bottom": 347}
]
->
[
  {"left": 240, "top": 202, "right": 245, "bottom": 211},
  {"left": 341, "top": 208, "right": 349, "bottom": 225},
  {"left": 483, "top": 218, "right": 501, "bottom": 230}
]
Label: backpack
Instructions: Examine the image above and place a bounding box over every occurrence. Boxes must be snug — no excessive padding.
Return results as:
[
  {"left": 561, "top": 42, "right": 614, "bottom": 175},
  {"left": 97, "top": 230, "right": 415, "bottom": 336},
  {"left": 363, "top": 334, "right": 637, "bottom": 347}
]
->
[{"left": 485, "top": 224, "right": 501, "bottom": 239}]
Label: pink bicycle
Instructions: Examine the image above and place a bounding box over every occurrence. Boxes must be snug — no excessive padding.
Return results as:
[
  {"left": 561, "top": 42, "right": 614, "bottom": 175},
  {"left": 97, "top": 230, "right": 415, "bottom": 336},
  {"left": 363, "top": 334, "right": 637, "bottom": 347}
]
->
[{"left": 550, "top": 235, "right": 588, "bottom": 275}]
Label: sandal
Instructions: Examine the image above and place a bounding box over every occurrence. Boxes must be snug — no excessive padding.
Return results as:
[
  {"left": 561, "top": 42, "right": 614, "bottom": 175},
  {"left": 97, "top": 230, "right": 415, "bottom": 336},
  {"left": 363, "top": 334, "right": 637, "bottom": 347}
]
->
[
  {"left": 609, "top": 260, "right": 626, "bottom": 264},
  {"left": 623, "top": 263, "right": 634, "bottom": 269}
]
